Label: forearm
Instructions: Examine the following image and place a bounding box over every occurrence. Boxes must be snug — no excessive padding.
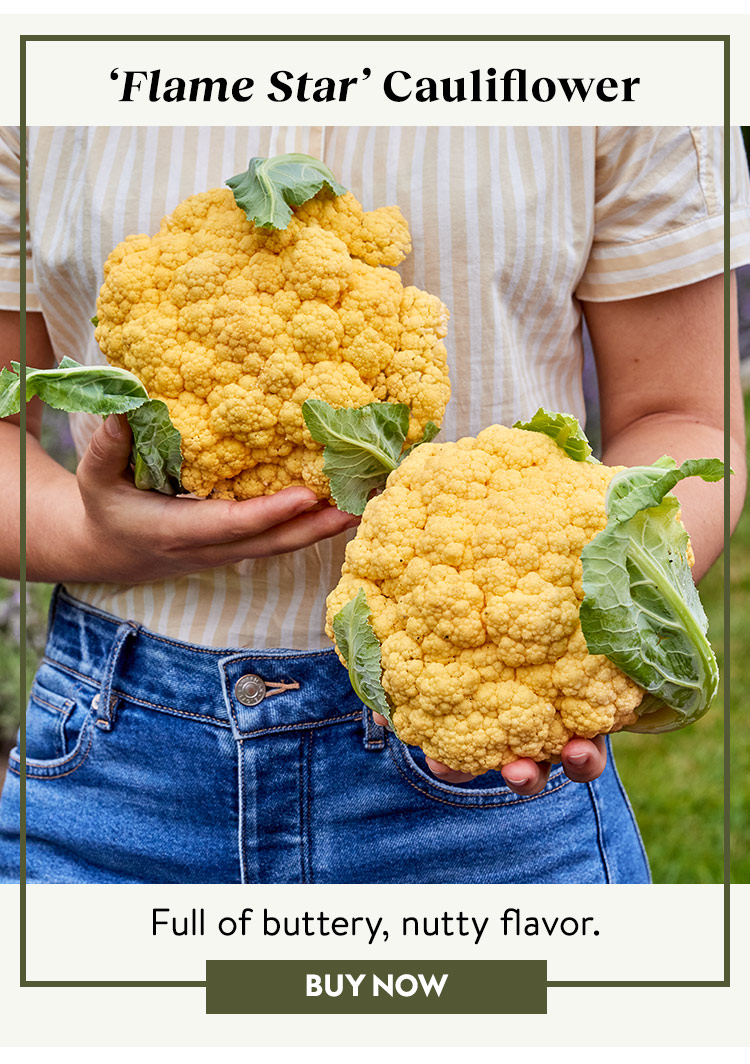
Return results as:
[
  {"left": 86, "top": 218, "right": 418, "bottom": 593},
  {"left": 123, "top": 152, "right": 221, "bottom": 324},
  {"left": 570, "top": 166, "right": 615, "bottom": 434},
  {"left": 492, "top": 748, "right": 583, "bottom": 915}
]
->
[
  {"left": 584, "top": 272, "right": 745, "bottom": 585},
  {"left": 0, "top": 421, "right": 89, "bottom": 582},
  {"left": 601, "top": 412, "right": 745, "bottom": 582}
]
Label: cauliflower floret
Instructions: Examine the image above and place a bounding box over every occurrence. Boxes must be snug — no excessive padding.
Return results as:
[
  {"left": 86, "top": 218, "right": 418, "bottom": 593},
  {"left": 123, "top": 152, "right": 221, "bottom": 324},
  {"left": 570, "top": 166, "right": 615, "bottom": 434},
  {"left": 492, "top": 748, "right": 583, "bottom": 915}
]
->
[
  {"left": 94, "top": 184, "right": 450, "bottom": 500},
  {"left": 327, "top": 424, "right": 645, "bottom": 774}
]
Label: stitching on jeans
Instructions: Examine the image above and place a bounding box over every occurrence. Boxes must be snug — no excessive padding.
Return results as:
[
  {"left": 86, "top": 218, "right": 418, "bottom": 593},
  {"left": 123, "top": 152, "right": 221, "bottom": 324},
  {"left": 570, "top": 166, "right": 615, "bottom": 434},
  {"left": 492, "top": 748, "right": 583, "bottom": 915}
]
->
[
  {"left": 363, "top": 707, "right": 385, "bottom": 751},
  {"left": 585, "top": 782, "right": 612, "bottom": 883},
  {"left": 235, "top": 712, "right": 361, "bottom": 740},
  {"left": 29, "top": 693, "right": 73, "bottom": 716},
  {"left": 9, "top": 722, "right": 95, "bottom": 780},
  {"left": 305, "top": 732, "right": 314, "bottom": 884},
  {"left": 608, "top": 744, "right": 651, "bottom": 879},
  {"left": 36, "top": 669, "right": 358, "bottom": 733},
  {"left": 111, "top": 694, "right": 232, "bottom": 726},
  {"left": 389, "top": 734, "right": 565, "bottom": 799},
  {"left": 386, "top": 741, "right": 573, "bottom": 809},
  {"left": 41, "top": 658, "right": 99, "bottom": 687},
  {"left": 298, "top": 737, "right": 305, "bottom": 883},
  {"left": 298, "top": 733, "right": 312, "bottom": 885},
  {"left": 237, "top": 740, "right": 247, "bottom": 885},
  {"left": 43, "top": 656, "right": 353, "bottom": 731},
  {"left": 99, "top": 624, "right": 138, "bottom": 726},
  {"left": 225, "top": 687, "right": 242, "bottom": 734},
  {"left": 222, "top": 649, "right": 335, "bottom": 661}
]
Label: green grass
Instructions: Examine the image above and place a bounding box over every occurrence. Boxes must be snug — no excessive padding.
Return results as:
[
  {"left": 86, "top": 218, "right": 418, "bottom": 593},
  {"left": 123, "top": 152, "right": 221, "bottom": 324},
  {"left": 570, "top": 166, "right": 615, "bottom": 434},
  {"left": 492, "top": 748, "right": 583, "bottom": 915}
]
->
[{"left": 0, "top": 579, "right": 54, "bottom": 749}]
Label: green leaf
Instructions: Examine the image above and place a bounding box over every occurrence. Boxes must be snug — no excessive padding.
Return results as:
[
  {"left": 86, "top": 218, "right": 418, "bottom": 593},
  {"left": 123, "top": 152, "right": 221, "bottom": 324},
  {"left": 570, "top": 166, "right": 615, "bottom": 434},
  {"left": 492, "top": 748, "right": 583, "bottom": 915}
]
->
[
  {"left": 579, "top": 457, "right": 726, "bottom": 732},
  {"left": 227, "top": 153, "right": 347, "bottom": 230},
  {"left": 3, "top": 358, "right": 150, "bottom": 415},
  {"left": 605, "top": 456, "right": 727, "bottom": 524},
  {"left": 514, "top": 407, "right": 598, "bottom": 463},
  {"left": 0, "top": 358, "right": 184, "bottom": 496},
  {"left": 332, "top": 589, "right": 393, "bottom": 727},
  {"left": 302, "top": 399, "right": 412, "bottom": 515},
  {"left": 90, "top": 315, "right": 99, "bottom": 326},
  {"left": 619, "top": 692, "right": 703, "bottom": 735},
  {"left": 0, "top": 366, "right": 22, "bottom": 418},
  {"left": 127, "top": 399, "right": 183, "bottom": 494},
  {"left": 402, "top": 420, "right": 440, "bottom": 458}
]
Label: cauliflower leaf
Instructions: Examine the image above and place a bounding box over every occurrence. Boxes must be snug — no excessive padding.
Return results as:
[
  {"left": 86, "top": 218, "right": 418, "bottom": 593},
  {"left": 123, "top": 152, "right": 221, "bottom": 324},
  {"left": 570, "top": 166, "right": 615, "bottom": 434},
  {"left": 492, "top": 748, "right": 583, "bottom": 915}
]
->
[
  {"left": 302, "top": 398, "right": 439, "bottom": 515},
  {"left": 1, "top": 357, "right": 149, "bottom": 416},
  {"left": 580, "top": 456, "right": 726, "bottom": 731},
  {"left": 1, "top": 358, "right": 183, "bottom": 495},
  {"left": 127, "top": 399, "right": 185, "bottom": 493},
  {"left": 332, "top": 588, "right": 393, "bottom": 727},
  {"left": 226, "top": 153, "right": 347, "bottom": 230},
  {"left": 514, "top": 407, "right": 599, "bottom": 464}
]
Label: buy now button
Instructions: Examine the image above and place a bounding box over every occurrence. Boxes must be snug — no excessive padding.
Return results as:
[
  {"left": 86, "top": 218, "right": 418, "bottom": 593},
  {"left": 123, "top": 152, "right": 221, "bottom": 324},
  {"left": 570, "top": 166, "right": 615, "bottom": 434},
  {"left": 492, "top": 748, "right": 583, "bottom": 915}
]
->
[{"left": 205, "top": 959, "right": 547, "bottom": 1014}]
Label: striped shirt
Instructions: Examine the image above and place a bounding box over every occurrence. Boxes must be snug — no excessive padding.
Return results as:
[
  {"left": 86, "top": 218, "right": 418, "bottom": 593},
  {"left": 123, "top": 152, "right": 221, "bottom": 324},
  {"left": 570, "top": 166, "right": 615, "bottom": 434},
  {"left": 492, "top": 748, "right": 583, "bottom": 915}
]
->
[{"left": 2, "top": 125, "right": 750, "bottom": 649}]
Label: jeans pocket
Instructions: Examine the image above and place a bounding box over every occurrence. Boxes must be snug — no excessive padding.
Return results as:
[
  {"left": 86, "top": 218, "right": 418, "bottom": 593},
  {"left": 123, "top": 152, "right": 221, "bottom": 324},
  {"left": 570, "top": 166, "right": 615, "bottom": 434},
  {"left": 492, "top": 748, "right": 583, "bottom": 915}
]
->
[
  {"left": 9, "top": 662, "right": 99, "bottom": 780},
  {"left": 386, "top": 732, "right": 568, "bottom": 808}
]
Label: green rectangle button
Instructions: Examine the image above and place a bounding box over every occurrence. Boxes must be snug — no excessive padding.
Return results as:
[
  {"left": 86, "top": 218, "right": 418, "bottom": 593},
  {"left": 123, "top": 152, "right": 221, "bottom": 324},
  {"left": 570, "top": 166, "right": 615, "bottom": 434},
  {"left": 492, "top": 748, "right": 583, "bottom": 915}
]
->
[{"left": 206, "top": 959, "right": 547, "bottom": 1014}]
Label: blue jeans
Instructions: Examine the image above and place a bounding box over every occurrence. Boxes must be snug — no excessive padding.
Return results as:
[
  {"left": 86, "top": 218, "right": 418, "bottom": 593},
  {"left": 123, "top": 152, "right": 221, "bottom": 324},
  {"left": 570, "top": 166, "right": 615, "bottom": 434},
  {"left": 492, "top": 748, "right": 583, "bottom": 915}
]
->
[{"left": 0, "top": 587, "right": 650, "bottom": 884}]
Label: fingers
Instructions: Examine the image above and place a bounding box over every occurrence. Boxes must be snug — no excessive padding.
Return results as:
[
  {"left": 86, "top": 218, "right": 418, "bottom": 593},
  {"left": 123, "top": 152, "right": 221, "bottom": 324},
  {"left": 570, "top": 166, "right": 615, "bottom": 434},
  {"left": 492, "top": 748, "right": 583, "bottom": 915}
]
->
[
  {"left": 502, "top": 758, "right": 551, "bottom": 796},
  {"left": 424, "top": 757, "right": 477, "bottom": 784},
  {"left": 413, "top": 737, "right": 608, "bottom": 795},
  {"left": 561, "top": 735, "right": 608, "bottom": 782},
  {"left": 185, "top": 503, "right": 359, "bottom": 567},
  {"left": 424, "top": 740, "right": 608, "bottom": 794},
  {"left": 76, "top": 413, "right": 133, "bottom": 492},
  {"left": 230, "top": 504, "right": 360, "bottom": 559},
  {"left": 157, "top": 487, "right": 327, "bottom": 548}
]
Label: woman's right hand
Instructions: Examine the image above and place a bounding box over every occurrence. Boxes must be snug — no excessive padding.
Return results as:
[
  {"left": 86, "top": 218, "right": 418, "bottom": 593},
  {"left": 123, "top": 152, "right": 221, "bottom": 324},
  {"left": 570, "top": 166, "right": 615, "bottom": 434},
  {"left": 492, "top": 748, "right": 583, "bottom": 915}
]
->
[{"left": 36, "top": 413, "right": 359, "bottom": 585}]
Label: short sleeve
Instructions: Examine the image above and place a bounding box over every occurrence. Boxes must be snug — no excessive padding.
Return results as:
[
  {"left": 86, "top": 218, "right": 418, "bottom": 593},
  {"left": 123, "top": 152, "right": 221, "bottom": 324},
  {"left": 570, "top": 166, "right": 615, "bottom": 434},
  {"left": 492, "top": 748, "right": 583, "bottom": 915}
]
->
[
  {"left": 0, "top": 125, "right": 41, "bottom": 312},
  {"left": 577, "top": 126, "right": 750, "bottom": 302}
]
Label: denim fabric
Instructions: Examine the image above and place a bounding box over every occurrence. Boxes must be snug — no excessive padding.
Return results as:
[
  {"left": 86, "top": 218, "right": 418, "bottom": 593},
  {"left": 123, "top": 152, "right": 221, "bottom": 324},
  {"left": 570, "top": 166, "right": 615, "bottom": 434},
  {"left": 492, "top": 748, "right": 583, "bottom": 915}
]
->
[{"left": 0, "top": 587, "right": 650, "bottom": 884}]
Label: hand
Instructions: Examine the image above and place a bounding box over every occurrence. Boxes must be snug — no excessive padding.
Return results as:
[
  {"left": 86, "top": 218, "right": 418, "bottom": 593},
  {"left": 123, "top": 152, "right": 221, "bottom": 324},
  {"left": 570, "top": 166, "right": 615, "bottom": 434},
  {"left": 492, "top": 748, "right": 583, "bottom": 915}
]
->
[
  {"left": 424, "top": 736, "right": 608, "bottom": 793},
  {"left": 372, "top": 711, "right": 608, "bottom": 794},
  {"left": 51, "top": 413, "right": 359, "bottom": 584}
]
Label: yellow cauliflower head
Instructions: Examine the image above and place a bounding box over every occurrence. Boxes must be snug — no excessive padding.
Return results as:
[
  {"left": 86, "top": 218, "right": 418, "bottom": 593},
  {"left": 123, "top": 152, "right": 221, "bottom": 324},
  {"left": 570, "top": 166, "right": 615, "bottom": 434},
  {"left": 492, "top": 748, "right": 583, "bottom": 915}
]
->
[
  {"left": 326, "top": 424, "right": 645, "bottom": 775},
  {"left": 94, "top": 184, "right": 450, "bottom": 500}
]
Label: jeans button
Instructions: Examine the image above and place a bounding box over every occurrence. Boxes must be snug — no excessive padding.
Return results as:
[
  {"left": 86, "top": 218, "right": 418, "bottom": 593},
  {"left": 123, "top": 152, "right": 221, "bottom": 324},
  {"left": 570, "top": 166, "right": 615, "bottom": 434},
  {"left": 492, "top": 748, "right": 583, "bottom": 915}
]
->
[{"left": 235, "top": 674, "right": 267, "bottom": 706}]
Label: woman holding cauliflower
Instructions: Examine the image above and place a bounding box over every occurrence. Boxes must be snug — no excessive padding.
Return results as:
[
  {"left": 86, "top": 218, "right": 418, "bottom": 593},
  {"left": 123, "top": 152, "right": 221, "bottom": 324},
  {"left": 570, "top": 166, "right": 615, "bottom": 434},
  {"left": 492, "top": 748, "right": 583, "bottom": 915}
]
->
[{"left": 0, "top": 125, "right": 748, "bottom": 884}]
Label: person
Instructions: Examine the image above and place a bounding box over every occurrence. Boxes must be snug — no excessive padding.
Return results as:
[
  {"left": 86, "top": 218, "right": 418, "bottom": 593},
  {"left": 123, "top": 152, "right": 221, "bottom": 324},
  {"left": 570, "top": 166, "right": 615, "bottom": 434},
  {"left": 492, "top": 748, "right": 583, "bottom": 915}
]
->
[{"left": 0, "top": 125, "right": 747, "bottom": 884}]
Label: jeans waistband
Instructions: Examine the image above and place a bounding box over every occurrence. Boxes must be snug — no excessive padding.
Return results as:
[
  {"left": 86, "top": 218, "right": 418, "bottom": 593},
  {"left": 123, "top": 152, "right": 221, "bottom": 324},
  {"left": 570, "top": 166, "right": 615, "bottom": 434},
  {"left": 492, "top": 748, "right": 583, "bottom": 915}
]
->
[{"left": 45, "top": 586, "right": 361, "bottom": 738}]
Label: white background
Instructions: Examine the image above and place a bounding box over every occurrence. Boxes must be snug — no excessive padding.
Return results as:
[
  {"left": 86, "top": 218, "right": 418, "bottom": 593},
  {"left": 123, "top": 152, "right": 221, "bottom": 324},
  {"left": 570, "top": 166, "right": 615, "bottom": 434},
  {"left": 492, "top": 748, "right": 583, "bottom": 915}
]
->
[{"left": 1, "top": 8, "right": 748, "bottom": 1050}]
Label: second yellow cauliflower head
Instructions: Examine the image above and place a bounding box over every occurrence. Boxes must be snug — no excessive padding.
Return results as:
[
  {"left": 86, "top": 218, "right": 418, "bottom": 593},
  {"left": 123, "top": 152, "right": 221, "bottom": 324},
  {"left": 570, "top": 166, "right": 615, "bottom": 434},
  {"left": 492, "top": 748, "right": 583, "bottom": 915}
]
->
[
  {"left": 326, "top": 424, "right": 645, "bottom": 775},
  {"left": 94, "top": 186, "right": 450, "bottom": 500}
]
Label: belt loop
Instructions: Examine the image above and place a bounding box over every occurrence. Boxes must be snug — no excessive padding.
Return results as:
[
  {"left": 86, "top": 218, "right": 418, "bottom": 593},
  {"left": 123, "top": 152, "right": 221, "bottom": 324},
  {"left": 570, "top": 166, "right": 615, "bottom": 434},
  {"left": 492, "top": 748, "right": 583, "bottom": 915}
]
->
[
  {"left": 94, "top": 621, "right": 140, "bottom": 731},
  {"left": 362, "top": 706, "right": 386, "bottom": 751}
]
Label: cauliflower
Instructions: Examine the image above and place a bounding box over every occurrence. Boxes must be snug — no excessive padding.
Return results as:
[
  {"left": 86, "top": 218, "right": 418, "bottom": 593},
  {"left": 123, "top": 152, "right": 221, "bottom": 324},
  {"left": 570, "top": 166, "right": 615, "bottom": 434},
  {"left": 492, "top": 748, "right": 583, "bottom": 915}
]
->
[
  {"left": 93, "top": 166, "right": 450, "bottom": 501},
  {"left": 326, "top": 412, "right": 725, "bottom": 776},
  {"left": 326, "top": 422, "right": 647, "bottom": 775}
]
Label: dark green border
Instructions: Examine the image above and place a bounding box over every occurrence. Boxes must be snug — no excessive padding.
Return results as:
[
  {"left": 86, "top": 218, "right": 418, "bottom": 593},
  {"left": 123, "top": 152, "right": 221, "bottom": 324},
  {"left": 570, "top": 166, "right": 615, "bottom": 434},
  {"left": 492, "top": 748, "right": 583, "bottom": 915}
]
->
[{"left": 16, "top": 29, "right": 731, "bottom": 995}]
